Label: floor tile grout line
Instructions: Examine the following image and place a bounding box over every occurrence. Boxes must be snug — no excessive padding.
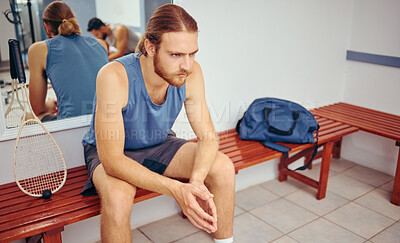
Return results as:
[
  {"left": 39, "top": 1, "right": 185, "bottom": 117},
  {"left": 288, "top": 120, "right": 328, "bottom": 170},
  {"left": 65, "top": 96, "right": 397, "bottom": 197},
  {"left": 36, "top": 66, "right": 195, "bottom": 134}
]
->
[
  {"left": 318, "top": 184, "right": 398, "bottom": 240},
  {"left": 351, "top": 199, "right": 399, "bottom": 222},
  {"left": 321, "top": 213, "right": 368, "bottom": 241},
  {"left": 169, "top": 230, "right": 209, "bottom": 243},
  {"left": 365, "top": 220, "right": 398, "bottom": 242},
  {"left": 346, "top": 183, "right": 398, "bottom": 232},
  {"left": 334, "top": 164, "right": 394, "bottom": 188},
  {"left": 283, "top": 216, "right": 322, "bottom": 236},
  {"left": 274, "top": 234, "right": 301, "bottom": 243},
  {"left": 234, "top": 204, "right": 247, "bottom": 214},
  {"left": 325, "top": 175, "right": 379, "bottom": 202},
  {"left": 247, "top": 201, "right": 322, "bottom": 237},
  {"left": 257, "top": 183, "right": 286, "bottom": 198},
  {"left": 282, "top": 193, "right": 350, "bottom": 218},
  {"left": 236, "top": 191, "right": 286, "bottom": 212},
  {"left": 259, "top": 183, "right": 308, "bottom": 201},
  {"left": 246, "top": 210, "right": 287, "bottom": 236},
  {"left": 137, "top": 227, "right": 156, "bottom": 243}
]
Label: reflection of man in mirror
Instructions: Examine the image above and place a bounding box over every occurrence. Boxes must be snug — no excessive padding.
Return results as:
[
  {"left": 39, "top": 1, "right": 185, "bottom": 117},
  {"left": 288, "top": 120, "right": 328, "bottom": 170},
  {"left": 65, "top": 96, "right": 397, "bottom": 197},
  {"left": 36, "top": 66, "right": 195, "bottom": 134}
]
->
[
  {"left": 28, "top": 1, "right": 108, "bottom": 121},
  {"left": 81, "top": 4, "right": 235, "bottom": 243},
  {"left": 87, "top": 17, "right": 140, "bottom": 61}
]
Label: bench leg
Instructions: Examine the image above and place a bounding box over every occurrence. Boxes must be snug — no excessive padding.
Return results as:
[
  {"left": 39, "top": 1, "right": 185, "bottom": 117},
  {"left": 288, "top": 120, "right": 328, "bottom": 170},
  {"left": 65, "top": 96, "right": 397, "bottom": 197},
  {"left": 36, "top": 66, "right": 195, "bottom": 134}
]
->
[
  {"left": 42, "top": 227, "right": 64, "bottom": 243},
  {"left": 332, "top": 138, "right": 342, "bottom": 159},
  {"left": 304, "top": 153, "right": 313, "bottom": 170},
  {"left": 316, "top": 141, "right": 334, "bottom": 200},
  {"left": 391, "top": 143, "right": 400, "bottom": 206},
  {"left": 278, "top": 156, "right": 288, "bottom": 182},
  {"left": 26, "top": 234, "right": 42, "bottom": 243}
]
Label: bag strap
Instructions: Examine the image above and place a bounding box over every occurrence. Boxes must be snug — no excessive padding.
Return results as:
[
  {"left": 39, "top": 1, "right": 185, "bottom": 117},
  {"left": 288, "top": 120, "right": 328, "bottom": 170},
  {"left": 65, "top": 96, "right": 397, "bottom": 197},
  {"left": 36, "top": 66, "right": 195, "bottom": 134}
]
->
[
  {"left": 235, "top": 118, "right": 242, "bottom": 134},
  {"left": 264, "top": 108, "right": 300, "bottom": 136},
  {"left": 261, "top": 128, "right": 319, "bottom": 171}
]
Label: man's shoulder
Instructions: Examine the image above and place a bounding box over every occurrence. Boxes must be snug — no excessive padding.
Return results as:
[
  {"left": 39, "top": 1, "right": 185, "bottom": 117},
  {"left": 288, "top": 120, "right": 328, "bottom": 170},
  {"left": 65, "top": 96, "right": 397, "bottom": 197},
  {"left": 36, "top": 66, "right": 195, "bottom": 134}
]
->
[
  {"left": 96, "top": 61, "right": 130, "bottom": 102},
  {"left": 97, "top": 61, "right": 128, "bottom": 86},
  {"left": 113, "top": 25, "right": 130, "bottom": 36},
  {"left": 115, "top": 24, "right": 128, "bottom": 31},
  {"left": 28, "top": 40, "right": 47, "bottom": 56},
  {"left": 188, "top": 61, "right": 202, "bottom": 80},
  {"left": 102, "top": 60, "right": 126, "bottom": 74}
]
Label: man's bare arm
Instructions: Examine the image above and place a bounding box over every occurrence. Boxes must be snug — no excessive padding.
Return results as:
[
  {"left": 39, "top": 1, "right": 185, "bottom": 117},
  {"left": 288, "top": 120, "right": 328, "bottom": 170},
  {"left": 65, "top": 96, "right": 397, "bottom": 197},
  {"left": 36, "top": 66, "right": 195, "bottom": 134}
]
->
[
  {"left": 107, "top": 25, "right": 129, "bottom": 61},
  {"left": 185, "top": 61, "right": 220, "bottom": 184},
  {"left": 96, "top": 38, "right": 108, "bottom": 53},
  {"left": 95, "top": 61, "right": 180, "bottom": 195},
  {"left": 28, "top": 41, "right": 57, "bottom": 118}
]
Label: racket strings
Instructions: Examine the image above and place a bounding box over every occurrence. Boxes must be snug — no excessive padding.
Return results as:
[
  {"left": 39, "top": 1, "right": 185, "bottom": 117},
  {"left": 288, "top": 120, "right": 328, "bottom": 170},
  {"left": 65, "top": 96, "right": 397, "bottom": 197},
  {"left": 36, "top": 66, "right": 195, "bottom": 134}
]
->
[
  {"left": 5, "top": 107, "right": 24, "bottom": 128},
  {"left": 15, "top": 123, "right": 66, "bottom": 196},
  {"left": 5, "top": 79, "right": 25, "bottom": 128}
]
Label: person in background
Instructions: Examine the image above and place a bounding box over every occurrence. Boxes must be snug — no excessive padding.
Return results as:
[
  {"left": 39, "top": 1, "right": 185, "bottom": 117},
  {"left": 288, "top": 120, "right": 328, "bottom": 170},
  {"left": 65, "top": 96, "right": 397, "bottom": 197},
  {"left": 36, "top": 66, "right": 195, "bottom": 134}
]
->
[
  {"left": 28, "top": 1, "right": 108, "bottom": 121},
  {"left": 81, "top": 4, "right": 235, "bottom": 243},
  {"left": 87, "top": 17, "right": 140, "bottom": 61}
]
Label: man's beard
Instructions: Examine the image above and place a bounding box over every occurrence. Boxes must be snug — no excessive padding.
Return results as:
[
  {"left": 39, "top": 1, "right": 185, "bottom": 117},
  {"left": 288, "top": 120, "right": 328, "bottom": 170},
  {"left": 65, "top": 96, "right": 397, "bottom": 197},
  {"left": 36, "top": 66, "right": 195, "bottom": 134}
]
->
[
  {"left": 102, "top": 32, "right": 107, "bottom": 40},
  {"left": 153, "top": 52, "right": 191, "bottom": 87}
]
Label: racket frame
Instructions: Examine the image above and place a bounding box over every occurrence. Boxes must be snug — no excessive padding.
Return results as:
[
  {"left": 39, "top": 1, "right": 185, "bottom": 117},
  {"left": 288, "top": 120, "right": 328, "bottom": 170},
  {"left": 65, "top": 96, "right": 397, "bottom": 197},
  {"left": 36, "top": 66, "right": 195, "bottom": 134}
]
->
[{"left": 9, "top": 39, "right": 67, "bottom": 197}]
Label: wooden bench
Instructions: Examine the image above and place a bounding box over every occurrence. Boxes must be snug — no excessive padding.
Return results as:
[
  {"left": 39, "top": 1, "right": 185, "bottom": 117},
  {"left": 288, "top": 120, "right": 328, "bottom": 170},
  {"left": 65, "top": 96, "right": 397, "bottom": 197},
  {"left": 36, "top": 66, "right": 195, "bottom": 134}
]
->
[
  {"left": 312, "top": 102, "right": 400, "bottom": 206},
  {"left": 0, "top": 115, "right": 358, "bottom": 242}
]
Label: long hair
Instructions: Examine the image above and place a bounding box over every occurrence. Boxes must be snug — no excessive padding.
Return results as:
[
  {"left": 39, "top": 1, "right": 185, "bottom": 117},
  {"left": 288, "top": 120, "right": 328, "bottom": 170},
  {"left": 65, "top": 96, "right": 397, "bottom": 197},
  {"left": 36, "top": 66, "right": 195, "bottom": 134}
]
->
[
  {"left": 42, "top": 1, "right": 81, "bottom": 37},
  {"left": 135, "top": 4, "right": 198, "bottom": 56}
]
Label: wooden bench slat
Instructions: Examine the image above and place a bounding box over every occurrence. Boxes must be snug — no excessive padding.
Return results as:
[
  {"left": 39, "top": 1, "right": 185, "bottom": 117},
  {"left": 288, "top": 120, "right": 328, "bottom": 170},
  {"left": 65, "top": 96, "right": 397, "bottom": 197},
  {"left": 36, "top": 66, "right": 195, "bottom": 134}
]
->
[
  {"left": 316, "top": 105, "right": 400, "bottom": 131},
  {"left": 0, "top": 181, "right": 89, "bottom": 217},
  {"left": 316, "top": 103, "right": 400, "bottom": 132},
  {"left": 338, "top": 103, "right": 400, "bottom": 122},
  {"left": 327, "top": 104, "right": 400, "bottom": 126},
  {"left": 0, "top": 195, "right": 89, "bottom": 224},
  {"left": 311, "top": 110, "right": 400, "bottom": 140},
  {"left": 0, "top": 197, "right": 100, "bottom": 233},
  {"left": 0, "top": 166, "right": 88, "bottom": 197},
  {"left": 0, "top": 204, "right": 101, "bottom": 242},
  {"left": 331, "top": 103, "right": 400, "bottom": 123},
  {"left": 0, "top": 175, "right": 88, "bottom": 208}
]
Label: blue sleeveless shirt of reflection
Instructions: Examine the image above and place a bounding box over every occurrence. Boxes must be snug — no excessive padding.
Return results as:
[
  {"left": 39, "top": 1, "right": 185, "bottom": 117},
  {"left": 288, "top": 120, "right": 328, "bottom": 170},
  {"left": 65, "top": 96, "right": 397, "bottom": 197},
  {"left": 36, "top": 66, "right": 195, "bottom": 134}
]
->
[
  {"left": 45, "top": 34, "right": 108, "bottom": 119},
  {"left": 82, "top": 53, "right": 186, "bottom": 149}
]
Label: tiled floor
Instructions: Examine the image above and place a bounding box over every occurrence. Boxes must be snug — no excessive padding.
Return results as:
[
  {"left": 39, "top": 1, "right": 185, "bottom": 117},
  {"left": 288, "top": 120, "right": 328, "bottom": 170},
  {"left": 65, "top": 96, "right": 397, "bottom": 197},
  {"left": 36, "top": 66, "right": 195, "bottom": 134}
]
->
[{"left": 128, "top": 158, "right": 400, "bottom": 243}]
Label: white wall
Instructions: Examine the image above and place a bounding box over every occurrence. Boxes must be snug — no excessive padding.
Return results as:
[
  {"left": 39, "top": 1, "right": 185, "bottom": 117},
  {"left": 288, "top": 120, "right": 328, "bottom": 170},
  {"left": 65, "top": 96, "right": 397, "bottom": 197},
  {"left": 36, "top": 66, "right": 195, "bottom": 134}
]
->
[
  {"left": 349, "top": 0, "right": 400, "bottom": 57},
  {"left": 341, "top": 0, "right": 400, "bottom": 176},
  {"left": 0, "top": 0, "right": 17, "bottom": 61},
  {"left": 95, "top": 0, "right": 141, "bottom": 28},
  {"left": 174, "top": 0, "right": 354, "bottom": 133}
]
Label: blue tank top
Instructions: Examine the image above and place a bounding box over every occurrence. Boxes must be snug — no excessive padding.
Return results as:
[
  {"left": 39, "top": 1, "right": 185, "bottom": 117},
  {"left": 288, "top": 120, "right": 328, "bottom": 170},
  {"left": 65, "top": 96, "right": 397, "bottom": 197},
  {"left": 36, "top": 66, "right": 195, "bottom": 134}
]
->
[
  {"left": 82, "top": 53, "right": 186, "bottom": 149},
  {"left": 45, "top": 34, "right": 108, "bottom": 119}
]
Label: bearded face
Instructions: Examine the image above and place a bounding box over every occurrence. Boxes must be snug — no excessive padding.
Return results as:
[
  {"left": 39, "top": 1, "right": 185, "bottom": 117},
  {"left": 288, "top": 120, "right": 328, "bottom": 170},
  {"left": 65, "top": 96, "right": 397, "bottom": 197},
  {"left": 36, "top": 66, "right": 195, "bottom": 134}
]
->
[
  {"left": 151, "top": 32, "right": 198, "bottom": 87},
  {"left": 90, "top": 26, "right": 108, "bottom": 40},
  {"left": 153, "top": 50, "right": 191, "bottom": 87}
]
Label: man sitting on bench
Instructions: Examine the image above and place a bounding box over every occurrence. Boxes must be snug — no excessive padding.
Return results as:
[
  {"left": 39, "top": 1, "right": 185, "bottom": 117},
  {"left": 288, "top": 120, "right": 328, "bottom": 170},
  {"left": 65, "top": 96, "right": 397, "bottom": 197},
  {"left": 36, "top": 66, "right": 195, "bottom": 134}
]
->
[{"left": 81, "top": 4, "right": 235, "bottom": 243}]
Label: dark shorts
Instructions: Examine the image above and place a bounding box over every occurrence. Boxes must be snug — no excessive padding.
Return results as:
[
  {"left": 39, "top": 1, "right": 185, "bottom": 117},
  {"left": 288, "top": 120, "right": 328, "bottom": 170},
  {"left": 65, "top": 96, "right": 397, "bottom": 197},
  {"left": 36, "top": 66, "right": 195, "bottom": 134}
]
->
[
  {"left": 41, "top": 114, "right": 57, "bottom": 122},
  {"left": 81, "top": 131, "right": 189, "bottom": 196}
]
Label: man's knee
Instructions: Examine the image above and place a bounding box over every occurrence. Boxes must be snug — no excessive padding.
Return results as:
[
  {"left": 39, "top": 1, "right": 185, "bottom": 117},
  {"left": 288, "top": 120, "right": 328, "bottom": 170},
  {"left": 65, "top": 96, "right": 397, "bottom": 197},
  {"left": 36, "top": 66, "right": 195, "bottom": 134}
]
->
[
  {"left": 207, "top": 152, "right": 235, "bottom": 186},
  {"left": 95, "top": 172, "right": 137, "bottom": 222}
]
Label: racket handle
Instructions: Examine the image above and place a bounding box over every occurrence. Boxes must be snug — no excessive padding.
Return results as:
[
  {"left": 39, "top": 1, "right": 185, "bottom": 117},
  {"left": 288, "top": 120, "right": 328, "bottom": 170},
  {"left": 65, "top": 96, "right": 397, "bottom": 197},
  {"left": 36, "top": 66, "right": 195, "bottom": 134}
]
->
[
  {"left": 8, "top": 40, "right": 17, "bottom": 80},
  {"left": 8, "top": 39, "right": 26, "bottom": 84}
]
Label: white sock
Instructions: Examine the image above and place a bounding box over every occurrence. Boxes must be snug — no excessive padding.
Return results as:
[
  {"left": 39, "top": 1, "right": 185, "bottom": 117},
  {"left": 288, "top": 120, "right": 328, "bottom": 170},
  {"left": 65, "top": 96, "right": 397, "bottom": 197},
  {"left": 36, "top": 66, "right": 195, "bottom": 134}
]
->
[{"left": 214, "top": 237, "right": 233, "bottom": 243}]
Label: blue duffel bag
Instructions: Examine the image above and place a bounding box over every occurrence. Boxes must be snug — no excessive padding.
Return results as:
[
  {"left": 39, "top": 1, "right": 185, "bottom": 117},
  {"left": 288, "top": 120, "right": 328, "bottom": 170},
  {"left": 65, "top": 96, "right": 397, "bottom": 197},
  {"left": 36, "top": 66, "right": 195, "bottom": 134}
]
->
[{"left": 236, "top": 97, "right": 319, "bottom": 171}]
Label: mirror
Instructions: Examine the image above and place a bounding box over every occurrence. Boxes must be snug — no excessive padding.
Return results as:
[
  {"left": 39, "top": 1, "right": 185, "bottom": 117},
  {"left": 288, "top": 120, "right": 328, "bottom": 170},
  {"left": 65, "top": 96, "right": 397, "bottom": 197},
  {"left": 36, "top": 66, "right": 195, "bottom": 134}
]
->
[{"left": 0, "top": 0, "right": 171, "bottom": 132}]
